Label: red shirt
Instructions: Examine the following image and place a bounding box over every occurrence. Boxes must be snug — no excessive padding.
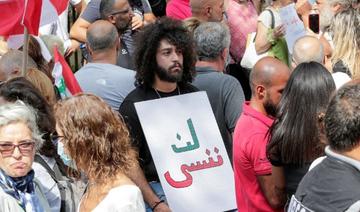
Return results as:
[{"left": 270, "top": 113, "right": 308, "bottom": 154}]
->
[
  {"left": 233, "top": 102, "right": 280, "bottom": 212},
  {"left": 166, "top": 0, "right": 192, "bottom": 20}
]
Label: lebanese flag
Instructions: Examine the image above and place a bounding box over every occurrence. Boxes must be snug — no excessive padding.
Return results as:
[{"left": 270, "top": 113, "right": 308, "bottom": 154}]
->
[
  {"left": 0, "top": 0, "right": 42, "bottom": 36},
  {"left": 50, "top": 0, "right": 68, "bottom": 15},
  {"left": 53, "top": 46, "right": 82, "bottom": 98},
  {"left": 0, "top": 0, "right": 68, "bottom": 37}
]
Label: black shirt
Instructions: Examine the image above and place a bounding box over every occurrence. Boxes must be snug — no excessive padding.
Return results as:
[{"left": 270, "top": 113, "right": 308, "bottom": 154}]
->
[
  {"left": 292, "top": 153, "right": 360, "bottom": 211},
  {"left": 119, "top": 83, "right": 199, "bottom": 181}
]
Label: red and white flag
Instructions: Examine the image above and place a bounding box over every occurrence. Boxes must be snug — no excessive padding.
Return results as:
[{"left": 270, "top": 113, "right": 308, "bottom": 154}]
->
[
  {"left": 53, "top": 46, "right": 82, "bottom": 98},
  {"left": 0, "top": 0, "right": 42, "bottom": 36},
  {"left": 0, "top": 0, "right": 68, "bottom": 37}
]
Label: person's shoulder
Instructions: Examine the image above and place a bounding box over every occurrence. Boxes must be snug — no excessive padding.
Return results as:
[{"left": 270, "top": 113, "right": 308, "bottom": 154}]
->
[
  {"left": 110, "top": 184, "right": 142, "bottom": 196},
  {"left": 122, "top": 86, "right": 152, "bottom": 103},
  {"left": 182, "top": 83, "right": 199, "bottom": 93},
  {"left": 106, "top": 185, "right": 144, "bottom": 208},
  {"left": 0, "top": 188, "right": 24, "bottom": 212}
]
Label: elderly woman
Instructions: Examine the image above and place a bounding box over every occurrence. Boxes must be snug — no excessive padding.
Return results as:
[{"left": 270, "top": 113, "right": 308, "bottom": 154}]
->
[
  {"left": 0, "top": 77, "right": 65, "bottom": 212},
  {"left": 54, "top": 94, "right": 145, "bottom": 211},
  {"left": 0, "top": 102, "right": 50, "bottom": 211}
]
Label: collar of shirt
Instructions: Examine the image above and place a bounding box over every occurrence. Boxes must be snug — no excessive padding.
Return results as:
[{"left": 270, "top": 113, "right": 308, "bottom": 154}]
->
[
  {"left": 242, "top": 101, "right": 273, "bottom": 127},
  {"left": 325, "top": 146, "right": 360, "bottom": 172}
]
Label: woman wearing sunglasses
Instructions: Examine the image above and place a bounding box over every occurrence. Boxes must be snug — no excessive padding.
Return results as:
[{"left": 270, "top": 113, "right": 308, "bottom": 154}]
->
[{"left": 0, "top": 102, "right": 50, "bottom": 211}]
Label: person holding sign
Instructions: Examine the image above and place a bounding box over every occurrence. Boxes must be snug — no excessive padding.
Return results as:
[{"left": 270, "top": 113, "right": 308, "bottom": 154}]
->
[
  {"left": 255, "top": 0, "right": 290, "bottom": 66},
  {"left": 119, "top": 17, "right": 198, "bottom": 212}
]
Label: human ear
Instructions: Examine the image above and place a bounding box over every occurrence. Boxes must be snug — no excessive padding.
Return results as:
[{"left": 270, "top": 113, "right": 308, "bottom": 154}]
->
[{"left": 256, "top": 85, "right": 266, "bottom": 99}]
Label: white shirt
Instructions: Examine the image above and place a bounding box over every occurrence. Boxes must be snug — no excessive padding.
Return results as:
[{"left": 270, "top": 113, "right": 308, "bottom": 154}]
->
[{"left": 78, "top": 185, "right": 145, "bottom": 212}]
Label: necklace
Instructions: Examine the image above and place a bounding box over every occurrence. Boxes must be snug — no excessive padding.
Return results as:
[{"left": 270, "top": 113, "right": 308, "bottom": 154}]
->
[{"left": 154, "top": 86, "right": 181, "bottom": 98}]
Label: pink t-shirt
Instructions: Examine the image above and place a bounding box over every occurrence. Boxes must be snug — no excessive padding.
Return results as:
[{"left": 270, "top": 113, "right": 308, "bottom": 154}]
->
[
  {"left": 233, "top": 102, "right": 280, "bottom": 212},
  {"left": 166, "top": 0, "right": 192, "bottom": 20},
  {"left": 226, "top": 0, "right": 258, "bottom": 62}
]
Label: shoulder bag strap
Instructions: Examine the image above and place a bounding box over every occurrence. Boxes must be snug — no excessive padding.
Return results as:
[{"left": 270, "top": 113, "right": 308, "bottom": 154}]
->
[
  {"left": 265, "top": 8, "right": 275, "bottom": 29},
  {"left": 253, "top": 9, "right": 276, "bottom": 42},
  {"left": 34, "top": 154, "right": 59, "bottom": 183}
]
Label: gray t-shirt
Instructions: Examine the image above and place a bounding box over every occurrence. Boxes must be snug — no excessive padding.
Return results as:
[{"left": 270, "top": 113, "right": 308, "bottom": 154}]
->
[
  {"left": 192, "top": 66, "right": 245, "bottom": 161},
  {"left": 75, "top": 63, "right": 136, "bottom": 110},
  {"left": 81, "top": 0, "right": 152, "bottom": 22}
]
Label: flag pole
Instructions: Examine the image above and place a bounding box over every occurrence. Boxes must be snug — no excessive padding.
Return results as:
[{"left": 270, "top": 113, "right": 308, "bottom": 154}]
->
[{"left": 21, "top": 27, "right": 29, "bottom": 76}]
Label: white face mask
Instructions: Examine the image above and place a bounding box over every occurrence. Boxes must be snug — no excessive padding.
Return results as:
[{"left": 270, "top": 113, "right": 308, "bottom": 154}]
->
[{"left": 57, "top": 141, "right": 77, "bottom": 169}]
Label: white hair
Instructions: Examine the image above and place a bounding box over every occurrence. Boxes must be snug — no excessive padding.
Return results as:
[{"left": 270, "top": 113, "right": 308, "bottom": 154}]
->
[{"left": 0, "top": 101, "right": 43, "bottom": 150}]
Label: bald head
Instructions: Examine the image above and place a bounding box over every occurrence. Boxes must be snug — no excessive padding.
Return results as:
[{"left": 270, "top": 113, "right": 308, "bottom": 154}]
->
[
  {"left": 250, "top": 57, "right": 290, "bottom": 115},
  {"left": 250, "top": 57, "right": 290, "bottom": 93},
  {"left": 293, "top": 36, "right": 324, "bottom": 65},
  {"left": 0, "top": 49, "right": 37, "bottom": 81},
  {"left": 190, "top": 0, "right": 224, "bottom": 21},
  {"left": 86, "top": 20, "right": 119, "bottom": 52}
]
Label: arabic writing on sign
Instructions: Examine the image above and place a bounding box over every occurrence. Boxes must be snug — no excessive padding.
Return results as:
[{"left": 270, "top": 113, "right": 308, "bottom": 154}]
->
[
  {"left": 172, "top": 118, "right": 200, "bottom": 153},
  {"left": 164, "top": 147, "right": 224, "bottom": 188}
]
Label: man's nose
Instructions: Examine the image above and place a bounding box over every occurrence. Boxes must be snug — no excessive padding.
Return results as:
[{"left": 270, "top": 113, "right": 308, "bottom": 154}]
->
[{"left": 171, "top": 52, "right": 180, "bottom": 61}]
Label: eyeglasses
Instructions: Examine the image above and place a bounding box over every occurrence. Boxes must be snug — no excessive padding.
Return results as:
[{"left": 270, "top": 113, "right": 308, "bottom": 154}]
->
[
  {"left": 49, "top": 132, "right": 64, "bottom": 142},
  {"left": 0, "top": 140, "right": 35, "bottom": 157}
]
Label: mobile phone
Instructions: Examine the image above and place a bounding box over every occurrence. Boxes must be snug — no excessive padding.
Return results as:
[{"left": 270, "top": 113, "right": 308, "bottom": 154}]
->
[{"left": 309, "top": 13, "right": 320, "bottom": 34}]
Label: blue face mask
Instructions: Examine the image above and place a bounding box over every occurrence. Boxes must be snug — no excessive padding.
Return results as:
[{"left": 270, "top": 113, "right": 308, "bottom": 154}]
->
[{"left": 57, "top": 141, "right": 76, "bottom": 169}]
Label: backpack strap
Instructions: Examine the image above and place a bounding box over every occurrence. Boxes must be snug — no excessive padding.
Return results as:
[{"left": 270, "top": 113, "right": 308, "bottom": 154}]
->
[{"left": 34, "top": 154, "right": 59, "bottom": 183}]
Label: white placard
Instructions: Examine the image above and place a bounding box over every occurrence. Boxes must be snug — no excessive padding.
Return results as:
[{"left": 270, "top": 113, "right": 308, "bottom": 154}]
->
[
  {"left": 279, "top": 3, "right": 306, "bottom": 54},
  {"left": 135, "top": 91, "right": 236, "bottom": 212}
]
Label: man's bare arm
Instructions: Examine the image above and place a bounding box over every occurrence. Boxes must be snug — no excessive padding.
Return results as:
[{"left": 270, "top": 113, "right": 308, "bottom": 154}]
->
[
  {"left": 128, "top": 163, "right": 171, "bottom": 212},
  {"left": 257, "top": 167, "right": 286, "bottom": 209}
]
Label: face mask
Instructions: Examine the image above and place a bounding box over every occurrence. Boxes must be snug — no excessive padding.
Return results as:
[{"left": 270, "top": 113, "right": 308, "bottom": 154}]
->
[{"left": 57, "top": 141, "right": 77, "bottom": 169}]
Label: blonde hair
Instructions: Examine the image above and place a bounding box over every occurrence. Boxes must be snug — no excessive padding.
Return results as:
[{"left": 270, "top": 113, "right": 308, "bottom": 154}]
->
[
  {"left": 331, "top": 9, "right": 360, "bottom": 79},
  {"left": 25, "top": 68, "right": 57, "bottom": 106},
  {"left": 183, "top": 17, "right": 202, "bottom": 34}
]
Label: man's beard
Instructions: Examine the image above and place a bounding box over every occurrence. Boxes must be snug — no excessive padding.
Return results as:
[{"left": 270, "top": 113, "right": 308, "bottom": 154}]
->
[
  {"left": 264, "top": 97, "right": 278, "bottom": 117},
  {"left": 155, "top": 63, "right": 183, "bottom": 83},
  {"left": 320, "top": 5, "right": 335, "bottom": 31},
  {"left": 116, "top": 20, "right": 131, "bottom": 34}
]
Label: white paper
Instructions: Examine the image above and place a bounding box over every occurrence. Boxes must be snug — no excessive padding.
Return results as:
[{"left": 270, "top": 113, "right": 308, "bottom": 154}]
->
[
  {"left": 279, "top": 3, "right": 307, "bottom": 54},
  {"left": 135, "top": 92, "right": 237, "bottom": 212}
]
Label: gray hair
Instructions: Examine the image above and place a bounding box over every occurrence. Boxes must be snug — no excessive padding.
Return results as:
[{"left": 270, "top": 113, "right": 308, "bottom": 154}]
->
[
  {"left": 100, "top": 0, "right": 116, "bottom": 19},
  {"left": 0, "top": 101, "right": 43, "bottom": 150},
  {"left": 40, "top": 35, "right": 65, "bottom": 57},
  {"left": 0, "top": 50, "right": 37, "bottom": 78},
  {"left": 293, "top": 36, "right": 324, "bottom": 64},
  {"left": 193, "top": 22, "right": 231, "bottom": 61},
  {"left": 328, "top": 0, "right": 353, "bottom": 8},
  {"left": 86, "top": 21, "right": 119, "bottom": 51}
]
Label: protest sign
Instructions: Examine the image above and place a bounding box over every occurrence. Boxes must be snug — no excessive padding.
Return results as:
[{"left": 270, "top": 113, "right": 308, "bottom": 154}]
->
[
  {"left": 279, "top": 3, "right": 307, "bottom": 54},
  {"left": 135, "top": 91, "right": 236, "bottom": 212}
]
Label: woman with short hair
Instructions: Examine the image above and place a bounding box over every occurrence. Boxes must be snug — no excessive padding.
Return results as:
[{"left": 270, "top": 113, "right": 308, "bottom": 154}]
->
[
  {"left": 54, "top": 94, "right": 145, "bottom": 212},
  {"left": 0, "top": 102, "right": 50, "bottom": 211}
]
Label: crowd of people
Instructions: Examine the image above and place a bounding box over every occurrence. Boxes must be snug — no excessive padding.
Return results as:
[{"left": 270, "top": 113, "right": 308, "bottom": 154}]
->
[{"left": 0, "top": 0, "right": 359, "bottom": 211}]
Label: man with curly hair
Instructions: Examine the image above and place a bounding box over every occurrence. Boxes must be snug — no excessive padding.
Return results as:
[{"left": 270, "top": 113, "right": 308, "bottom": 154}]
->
[{"left": 119, "top": 17, "right": 198, "bottom": 212}]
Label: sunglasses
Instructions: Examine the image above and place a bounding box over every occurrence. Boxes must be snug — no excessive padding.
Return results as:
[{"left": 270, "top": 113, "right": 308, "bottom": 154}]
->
[{"left": 0, "top": 140, "right": 35, "bottom": 157}]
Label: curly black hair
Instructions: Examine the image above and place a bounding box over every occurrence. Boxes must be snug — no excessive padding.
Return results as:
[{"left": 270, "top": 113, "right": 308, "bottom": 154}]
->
[{"left": 133, "top": 17, "right": 197, "bottom": 88}]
